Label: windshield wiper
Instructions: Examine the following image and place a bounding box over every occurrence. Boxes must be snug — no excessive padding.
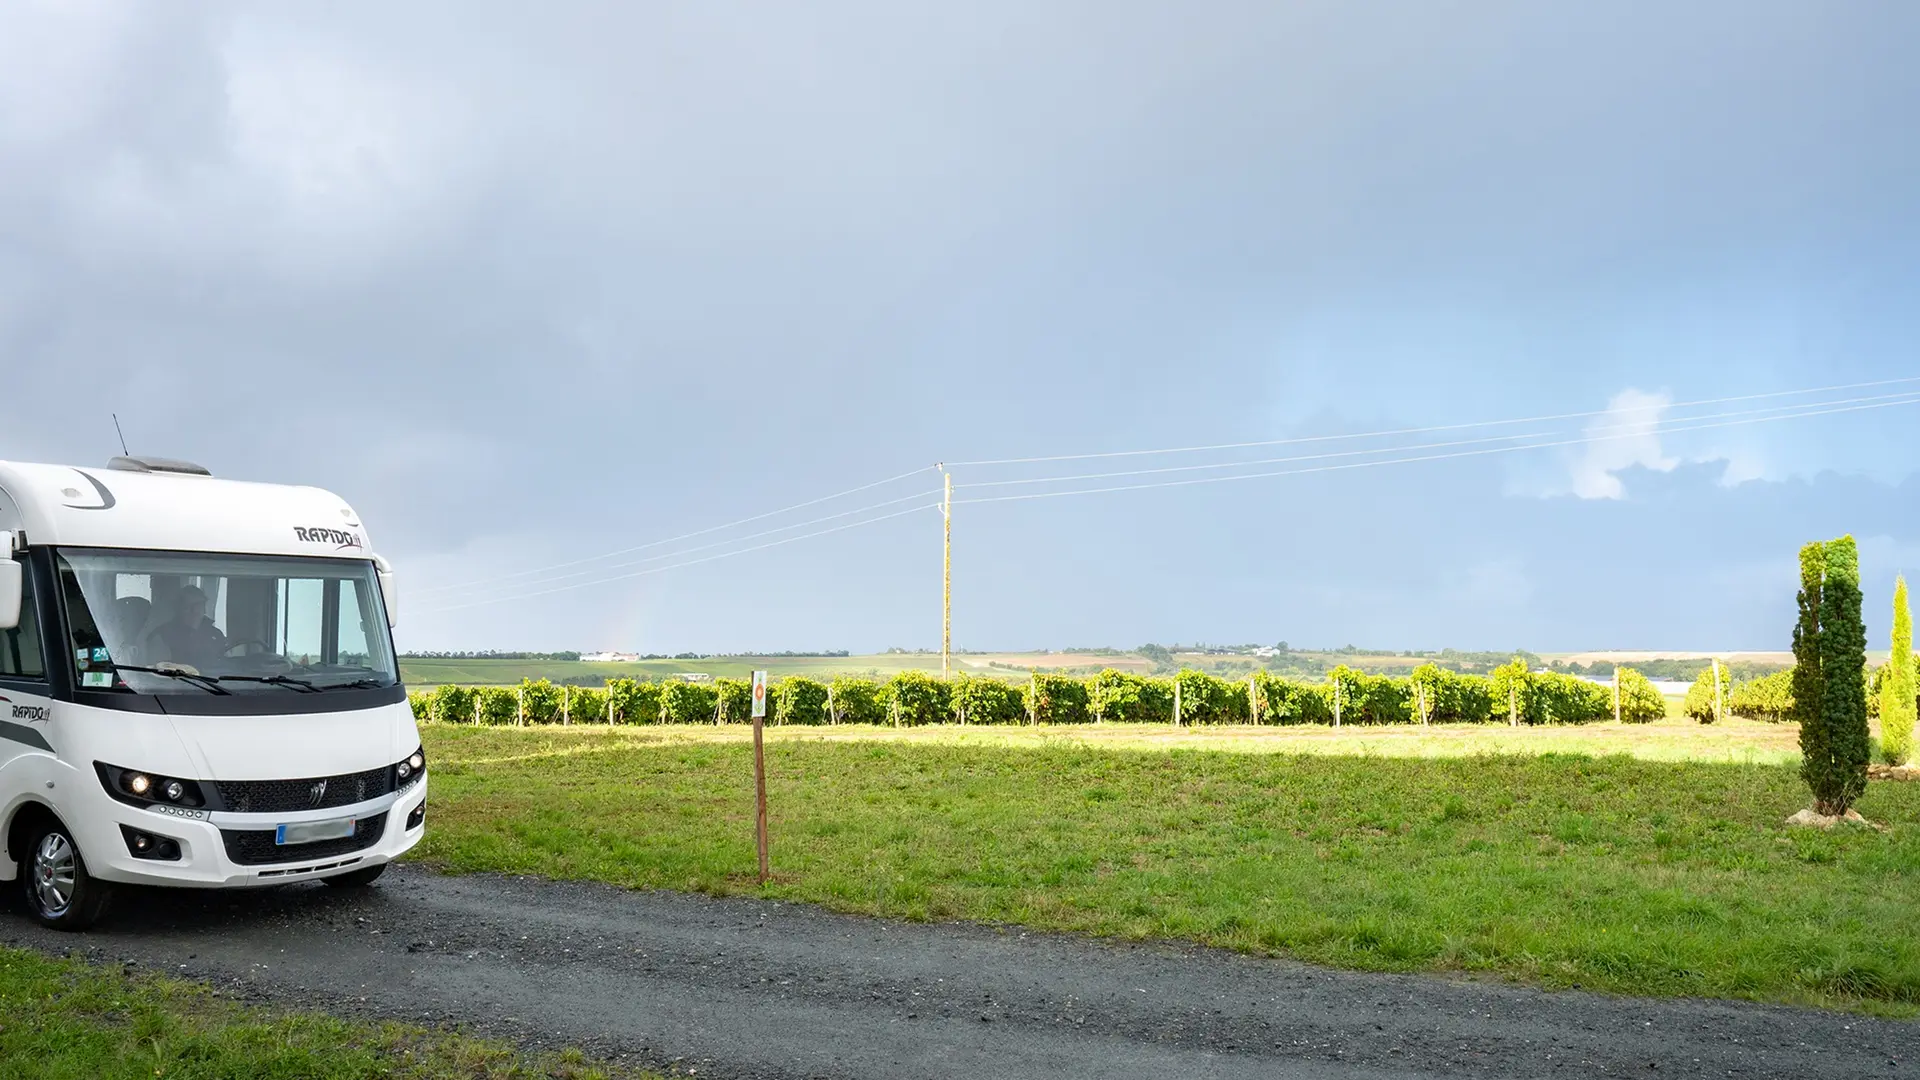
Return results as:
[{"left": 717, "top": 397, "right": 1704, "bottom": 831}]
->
[
  {"left": 313, "top": 676, "right": 390, "bottom": 692},
  {"left": 107, "top": 663, "right": 232, "bottom": 695},
  {"left": 214, "top": 674, "right": 322, "bottom": 693}
]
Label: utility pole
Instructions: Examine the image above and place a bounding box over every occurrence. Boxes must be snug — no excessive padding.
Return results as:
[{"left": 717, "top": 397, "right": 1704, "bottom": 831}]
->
[{"left": 941, "top": 466, "right": 952, "bottom": 679}]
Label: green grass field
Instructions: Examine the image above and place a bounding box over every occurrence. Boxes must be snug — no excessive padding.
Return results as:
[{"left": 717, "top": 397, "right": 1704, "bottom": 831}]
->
[
  {"left": 0, "top": 947, "right": 646, "bottom": 1080},
  {"left": 412, "top": 720, "right": 1920, "bottom": 1015}
]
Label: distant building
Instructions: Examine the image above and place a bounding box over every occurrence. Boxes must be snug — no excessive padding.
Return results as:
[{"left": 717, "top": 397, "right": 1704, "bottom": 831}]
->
[
  {"left": 674, "top": 672, "right": 713, "bottom": 683},
  {"left": 582, "top": 651, "right": 642, "bottom": 663},
  {"left": 1251, "top": 647, "right": 1279, "bottom": 659}
]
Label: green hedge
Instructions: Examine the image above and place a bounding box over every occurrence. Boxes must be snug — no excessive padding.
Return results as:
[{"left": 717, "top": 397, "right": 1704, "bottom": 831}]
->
[{"left": 413, "top": 661, "right": 1669, "bottom": 728}]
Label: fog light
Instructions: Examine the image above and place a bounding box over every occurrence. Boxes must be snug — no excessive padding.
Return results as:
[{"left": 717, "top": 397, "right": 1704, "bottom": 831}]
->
[
  {"left": 163, "top": 780, "right": 185, "bottom": 801},
  {"left": 119, "top": 825, "right": 182, "bottom": 861},
  {"left": 405, "top": 801, "right": 425, "bottom": 830},
  {"left": 128, "top": 773, "right": 151, "bottom": 796}
]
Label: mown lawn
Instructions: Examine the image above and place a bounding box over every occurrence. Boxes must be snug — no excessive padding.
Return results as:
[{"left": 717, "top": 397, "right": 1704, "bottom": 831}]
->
[
  {"left": 414, "top": 723, "right": 1920, "bottom": 1015},
  {"left": 0, "top": 946, "right": 647, "bottom": 1080}
]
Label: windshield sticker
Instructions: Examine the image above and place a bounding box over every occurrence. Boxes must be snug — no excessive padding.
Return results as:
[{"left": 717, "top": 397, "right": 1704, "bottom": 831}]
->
[
  {"left": 82, "top": 671, "right": 114, "bottom": 688},
  {"left": 92, "top": 647, "right": 110, "bottom": 662},
  {"left": 293, "top": 526, "right": 364, "bottom": 551},
  {"left": 75, "top": 648, "right": 90, "bottom": 666}
]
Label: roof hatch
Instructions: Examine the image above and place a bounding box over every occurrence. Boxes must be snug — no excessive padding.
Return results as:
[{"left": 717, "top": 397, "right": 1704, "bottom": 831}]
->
[{"left": 107, "top": 456, "right": 212, "bottom": 476}]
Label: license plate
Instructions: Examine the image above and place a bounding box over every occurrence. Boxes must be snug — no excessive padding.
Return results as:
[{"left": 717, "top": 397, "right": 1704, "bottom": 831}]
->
[{"left": 275, "top": 817, "right": 356, "bottom": 845}]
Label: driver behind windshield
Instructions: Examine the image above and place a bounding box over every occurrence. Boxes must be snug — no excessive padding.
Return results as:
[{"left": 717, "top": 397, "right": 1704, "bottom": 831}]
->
[{"left": 150, "top": 585, "right": 229, "bottom": 670}]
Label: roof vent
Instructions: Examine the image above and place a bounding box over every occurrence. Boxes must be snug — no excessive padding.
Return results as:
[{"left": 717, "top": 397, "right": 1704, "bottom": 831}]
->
[{"left": 107, "top": 456, "right": 212, "bottom": 477}]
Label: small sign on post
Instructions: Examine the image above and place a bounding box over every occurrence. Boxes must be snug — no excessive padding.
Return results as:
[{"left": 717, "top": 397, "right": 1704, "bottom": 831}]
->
[{"left": 750, "top": 671, "right": 770, "bottom": 885}]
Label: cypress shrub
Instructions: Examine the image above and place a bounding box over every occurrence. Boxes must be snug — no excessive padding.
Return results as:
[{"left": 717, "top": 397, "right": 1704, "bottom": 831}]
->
[
  {"left": 827, "top": 677, "right": 885, "bottom": 724},
  {"left": 1882, "top": 575, "right": 1915, "bottom": 765},
  {"left": 1799, "top": 536, "right": 1871, "bottom": 815},
  {"left": 1614, "top": 667, "right": 1668, "bottom": 724}
]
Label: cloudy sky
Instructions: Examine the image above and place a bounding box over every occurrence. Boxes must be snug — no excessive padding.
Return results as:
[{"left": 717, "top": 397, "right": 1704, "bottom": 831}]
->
[{"left": 5, "top": 1, "right": 1919, "bottom": 654}]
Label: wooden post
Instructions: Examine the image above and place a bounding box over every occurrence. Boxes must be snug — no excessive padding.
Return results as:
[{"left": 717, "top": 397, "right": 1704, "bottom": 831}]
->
[
  {"left": 827, "top": 682, "right": 838, "bottom": 725},
  {"left": 1027, "top": 670, "right": 1037, "bottom": 725},
  {"left": 516, "top": 685, "right": 525, "bottom": 727},
  {"left": 1333, "top": 679, "right": 1342, "bottom": 728},
  {"left": 1508, "top": 683, "right": 1518, "bottom": 728},
  {"left": 1712, "top": 657, "right": 1724, "bottom": 724},
  {"left": 751, "top": 671, "right": 769, "bottom": 885},
  {"left": 472, "top": 694, "right": 481, "bottom": 726},
  {"left": 563, "top": 685, "right": 571, "bottom": 725},
  {"left": 1249, "top": 674, "right": 1259, "bottom": 726},
  {"left": 1613, "top": 667, "right": 1621, "bottom": 725},
  {"left": 1173, "top": 677, "right": 1182, "bottom": 728},
  {"left": 1417, "top": 683, "right": 1428, "bottom": 727}
]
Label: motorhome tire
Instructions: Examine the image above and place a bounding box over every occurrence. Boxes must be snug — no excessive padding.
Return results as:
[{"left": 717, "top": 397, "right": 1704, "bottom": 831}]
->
[{"left": 20, "top": 821, "right": 113, "bottom": 931}]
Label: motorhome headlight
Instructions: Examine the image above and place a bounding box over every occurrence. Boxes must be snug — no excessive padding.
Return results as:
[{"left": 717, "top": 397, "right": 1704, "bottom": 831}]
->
[
  {"left": 96, "top": 763, "right": 206, "bottom": 809},
  {"left": 396, "top": 746, "right": 425, "bottom": 787}
]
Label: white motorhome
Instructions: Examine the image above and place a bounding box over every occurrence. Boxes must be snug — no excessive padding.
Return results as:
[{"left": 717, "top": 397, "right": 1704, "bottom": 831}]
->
[{"left": 0, "top": 457, "right": 424, "bottom": 929}]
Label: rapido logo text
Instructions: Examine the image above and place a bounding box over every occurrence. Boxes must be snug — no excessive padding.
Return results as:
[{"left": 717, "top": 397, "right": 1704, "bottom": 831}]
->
[{"left": 293, "top": 526, "right": 364, "bottom": 550}]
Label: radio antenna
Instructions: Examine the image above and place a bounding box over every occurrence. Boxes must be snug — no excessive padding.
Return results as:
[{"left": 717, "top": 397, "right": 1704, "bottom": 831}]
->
[{"left": 111, "top": 414, "right": 129, "bottom": 456}]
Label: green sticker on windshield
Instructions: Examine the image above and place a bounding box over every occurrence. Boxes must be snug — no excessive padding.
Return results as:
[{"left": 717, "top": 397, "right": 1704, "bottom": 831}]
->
[{"left": 82, "top": 671, "right": 114, "bottom": 688}]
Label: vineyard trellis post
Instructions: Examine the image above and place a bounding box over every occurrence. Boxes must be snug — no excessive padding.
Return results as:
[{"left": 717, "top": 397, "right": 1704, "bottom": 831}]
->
[
  {"left": 516, "top": 685, "right": 525, "bottom": 727},
  {"left": 1173, "top": 677, "right": 1182, "bottom": 727},
  {"left": 562, "top": 685, "right": 571, "bottom": 725},
  {"left": 1613, "top": 668, "right": 1621, "bottom": 725},
  {"left": 1508, "top": 683, "right": 1517, "bottom": 728},
  {"left": 1248, "top": 674, "right": 1259, "bottom": 725},
  {"left": 1027, "top": 670, "right": 1037, "bottom": 725},
  {"left": 827, "top": 681, "right": 838, "bottom": 725},
  {"left": 1333, "top": 679, "right": 1342, "bottom": 728},
  {"left": 1711, "top": 657, "right": 1724, "bottom": 724}
]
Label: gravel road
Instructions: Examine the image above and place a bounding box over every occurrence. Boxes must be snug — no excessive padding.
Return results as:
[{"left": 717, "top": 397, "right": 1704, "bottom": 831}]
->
[{"left": 4, "top": 866, "right": 1912, "bottom": 1079}]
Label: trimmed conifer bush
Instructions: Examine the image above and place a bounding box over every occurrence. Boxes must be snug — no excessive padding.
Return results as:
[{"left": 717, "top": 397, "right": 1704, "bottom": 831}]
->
[
  {"left": 1797, "top": 536, "right": 1871, "bottom": 816},
  {"left": 1882, "top": 575, "right": 1915, "bottom": 765}
]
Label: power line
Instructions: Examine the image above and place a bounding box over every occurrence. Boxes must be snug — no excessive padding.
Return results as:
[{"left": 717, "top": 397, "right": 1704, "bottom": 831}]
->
[
  {"left": 951, "top": 393, "right": 1920, "bottom": 505},
  {"left": 944, "top": 375, "right": 1920, "bottom": 467},
  {"left": 414, "top": 464, "right": 939, "bottom": 595},
  {"left": 424, "top": 487, "right": 942, "bottom": 598},
  {"left": 417, "top": 501, "right": 941, "bottom": 614},
  {"left": 957, "top": 389, "right": 1920, "bottom": 491}
]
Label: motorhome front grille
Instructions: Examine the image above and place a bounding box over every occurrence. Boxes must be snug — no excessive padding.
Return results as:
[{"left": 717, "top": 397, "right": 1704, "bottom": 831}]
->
[
  {"left": 215, "top": 766, "right": 394, "bottom": 814},
  {"left": 221, "top": 812, "right": 388, "bottom": 866}
]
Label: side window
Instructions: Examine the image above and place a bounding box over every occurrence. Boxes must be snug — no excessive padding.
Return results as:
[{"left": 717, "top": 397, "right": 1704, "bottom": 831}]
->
[{"left": 0, "top": 560, "right": 45, "bottom": 680}]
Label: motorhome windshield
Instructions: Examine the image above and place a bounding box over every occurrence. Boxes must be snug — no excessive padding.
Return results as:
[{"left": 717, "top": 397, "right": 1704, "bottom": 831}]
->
[{"left": 54, "top": 549, "right": 397, "bottom": 695}]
